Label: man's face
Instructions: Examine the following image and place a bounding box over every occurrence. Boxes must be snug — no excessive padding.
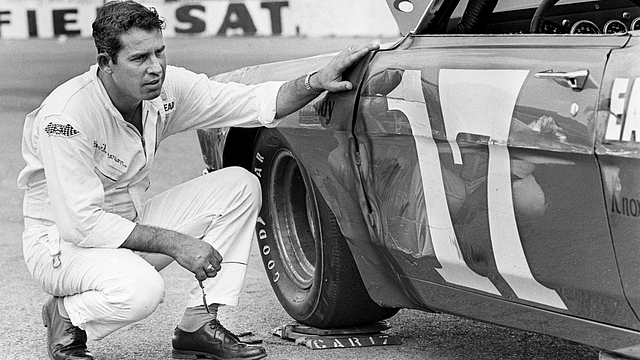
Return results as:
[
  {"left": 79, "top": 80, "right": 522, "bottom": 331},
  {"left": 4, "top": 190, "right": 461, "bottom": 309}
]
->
[{"left": 109, "top": 28, "right": 166, "bottom": 103}]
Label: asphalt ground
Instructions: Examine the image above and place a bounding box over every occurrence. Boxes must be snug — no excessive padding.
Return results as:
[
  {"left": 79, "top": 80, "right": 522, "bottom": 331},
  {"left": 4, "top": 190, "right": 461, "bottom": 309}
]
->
[{"left": 0, "top": 36, "right": 602, "bottom": 359}]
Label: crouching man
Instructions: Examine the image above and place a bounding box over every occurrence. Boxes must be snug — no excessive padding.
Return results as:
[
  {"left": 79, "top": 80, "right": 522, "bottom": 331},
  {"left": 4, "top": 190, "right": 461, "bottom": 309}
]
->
[{"left": 17, "top": 1, "right": 378, "bottom": 359}]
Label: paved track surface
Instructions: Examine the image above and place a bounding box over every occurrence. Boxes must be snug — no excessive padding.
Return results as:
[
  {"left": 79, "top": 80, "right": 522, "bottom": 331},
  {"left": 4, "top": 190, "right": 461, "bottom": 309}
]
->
[{"left": 0, "top": 36, "right": 601, "bottom": 359}]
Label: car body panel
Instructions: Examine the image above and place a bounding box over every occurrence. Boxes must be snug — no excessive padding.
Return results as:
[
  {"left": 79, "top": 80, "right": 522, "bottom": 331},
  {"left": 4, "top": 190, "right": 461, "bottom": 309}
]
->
[
  {"left": 598, "top": 37, "right": 640, "bottom": 321},
  {"left": 353, "top": 33, "right": 639, "bottom": 330},
  {"left": 201, "top": 53, "right": 423, "bottom": 309},
  {"left": 195, "top": 0, "right": 640, "bottom": 357}
]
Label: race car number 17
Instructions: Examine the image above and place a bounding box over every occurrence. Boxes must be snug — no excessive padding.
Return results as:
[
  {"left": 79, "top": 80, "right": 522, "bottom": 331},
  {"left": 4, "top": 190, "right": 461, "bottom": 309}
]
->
[{"left": 386, "top": 69, "right": 567, "bottom": 310}]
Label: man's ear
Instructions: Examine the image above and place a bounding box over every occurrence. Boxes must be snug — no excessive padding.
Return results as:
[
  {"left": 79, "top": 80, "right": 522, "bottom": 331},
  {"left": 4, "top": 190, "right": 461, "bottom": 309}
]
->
[{"left": 97, "top": 53, "right": 113, "bottom": 75}]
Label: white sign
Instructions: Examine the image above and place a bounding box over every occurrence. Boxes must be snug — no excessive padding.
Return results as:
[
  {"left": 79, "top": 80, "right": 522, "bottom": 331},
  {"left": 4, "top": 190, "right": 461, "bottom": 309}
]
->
[{"left": 0, "top": 0, "right": 399, "bottom": 39}]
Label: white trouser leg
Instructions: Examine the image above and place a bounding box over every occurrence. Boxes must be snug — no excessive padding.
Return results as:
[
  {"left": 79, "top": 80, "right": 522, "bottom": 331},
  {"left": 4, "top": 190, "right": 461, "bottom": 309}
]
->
[
  {"left": 22, "top": 226, "right": 165, "bottom": 341},
  {"left": 138, "top": 166, "right": 262, "bottom": 307},
  {"left": 22, "top": 167, "right": 261, "bottom": 340}
]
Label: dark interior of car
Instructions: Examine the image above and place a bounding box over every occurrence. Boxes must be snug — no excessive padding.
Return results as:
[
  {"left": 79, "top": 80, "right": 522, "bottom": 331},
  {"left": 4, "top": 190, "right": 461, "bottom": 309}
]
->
[{"left": 416, "top": 0, "right": 640, "bottom": 35}]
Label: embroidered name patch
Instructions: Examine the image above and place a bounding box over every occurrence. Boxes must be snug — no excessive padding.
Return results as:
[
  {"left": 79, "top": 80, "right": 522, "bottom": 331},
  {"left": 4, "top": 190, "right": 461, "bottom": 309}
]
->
[{"left": 44, "top": 122, "right": 80, "bottom": 138}]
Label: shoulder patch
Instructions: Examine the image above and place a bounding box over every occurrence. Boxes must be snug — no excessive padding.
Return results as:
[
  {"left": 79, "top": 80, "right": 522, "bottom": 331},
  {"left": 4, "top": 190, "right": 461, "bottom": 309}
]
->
[
  {"left": 44, "top": 122, "right": 80, "bottom": 138},
  {"left": 163, "top": 98, "right": 175, "bottom": 114}
]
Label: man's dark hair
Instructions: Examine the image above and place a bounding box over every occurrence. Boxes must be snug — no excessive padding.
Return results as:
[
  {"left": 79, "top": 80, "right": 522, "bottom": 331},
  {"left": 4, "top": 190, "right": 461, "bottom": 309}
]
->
[{"left": 92, "top": 1, "right": 165, "bottom": 63}]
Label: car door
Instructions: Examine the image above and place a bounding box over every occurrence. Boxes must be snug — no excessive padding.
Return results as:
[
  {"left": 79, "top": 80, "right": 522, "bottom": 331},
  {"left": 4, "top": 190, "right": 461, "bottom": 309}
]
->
[
  {"left": 597, "top": 36, "right": 640, "bottom": 322},
  {"left": 352, "top": 33, "right": 640, "bottom": 329}
]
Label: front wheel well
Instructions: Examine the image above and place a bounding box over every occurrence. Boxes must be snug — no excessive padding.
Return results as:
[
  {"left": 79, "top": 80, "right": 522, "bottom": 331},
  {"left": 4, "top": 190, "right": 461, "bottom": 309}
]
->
[{"left": 222, "top": 127, "right": 262, "bottom": 170}]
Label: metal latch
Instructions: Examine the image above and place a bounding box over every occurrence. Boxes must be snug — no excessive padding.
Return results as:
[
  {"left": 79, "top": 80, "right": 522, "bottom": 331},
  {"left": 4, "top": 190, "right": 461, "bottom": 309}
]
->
[{"left": 535, "top": 69, "right": 589, "bottom": 90}]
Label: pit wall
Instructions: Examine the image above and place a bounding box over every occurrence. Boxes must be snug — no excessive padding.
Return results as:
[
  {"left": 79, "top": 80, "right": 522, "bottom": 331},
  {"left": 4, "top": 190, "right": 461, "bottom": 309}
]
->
[{"left": 0, "top": 0, "right": 400, "bottom": 39}]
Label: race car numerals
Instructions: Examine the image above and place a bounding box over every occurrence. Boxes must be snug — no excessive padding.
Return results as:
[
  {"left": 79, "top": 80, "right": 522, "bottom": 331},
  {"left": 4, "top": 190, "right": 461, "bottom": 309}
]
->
[
  {"left": 387, "top": 69, "right": 567, "bottom": 309},
  {"left": 386, "top": 70, "right": 500, "bottom": 295},
  {"left": 605, "top": 77, "right": 640, "bottom": 142}
]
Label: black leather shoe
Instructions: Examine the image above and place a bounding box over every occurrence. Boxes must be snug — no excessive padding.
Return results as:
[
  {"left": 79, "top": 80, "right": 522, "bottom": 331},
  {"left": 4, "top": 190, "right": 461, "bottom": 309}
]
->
[
  {"left": 42, "top": 297, "right": 94, "bottom": 360},
  {"left": 172, "top": 319, "right": 266, "bottom": 359}
]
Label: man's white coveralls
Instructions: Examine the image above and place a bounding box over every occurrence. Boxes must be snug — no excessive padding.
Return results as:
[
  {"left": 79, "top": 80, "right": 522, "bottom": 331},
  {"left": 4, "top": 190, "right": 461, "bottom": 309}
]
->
[{"left": 18, "top": 64, "right": 284, "bottom": 340}]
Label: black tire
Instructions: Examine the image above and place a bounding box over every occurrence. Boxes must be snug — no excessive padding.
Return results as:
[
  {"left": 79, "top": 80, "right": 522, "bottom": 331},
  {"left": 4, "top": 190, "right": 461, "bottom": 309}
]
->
[{"left": 252, "top": 128, "right": 397, "bottom": 328}]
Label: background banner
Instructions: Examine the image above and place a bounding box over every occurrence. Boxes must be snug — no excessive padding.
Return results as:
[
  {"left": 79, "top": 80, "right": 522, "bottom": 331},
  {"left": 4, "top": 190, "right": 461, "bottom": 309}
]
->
[{"left": 0, "top": 0, "right": 400, "bottom": 39}]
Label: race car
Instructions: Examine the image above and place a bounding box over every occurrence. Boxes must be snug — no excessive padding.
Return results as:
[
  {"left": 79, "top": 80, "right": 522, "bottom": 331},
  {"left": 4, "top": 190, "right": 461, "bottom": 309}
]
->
[{"left": 197, "top": 0, "right": 640, "bottom": 358}]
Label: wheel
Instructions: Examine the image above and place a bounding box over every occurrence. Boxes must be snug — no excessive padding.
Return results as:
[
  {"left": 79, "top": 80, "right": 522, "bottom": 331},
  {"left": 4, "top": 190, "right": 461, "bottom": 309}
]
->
[
  {"left": 252, "top": 128, "right": 397, "bottom": 328},
  {"left": 530, "top": 0, "right": 640, "bottom": 33}
]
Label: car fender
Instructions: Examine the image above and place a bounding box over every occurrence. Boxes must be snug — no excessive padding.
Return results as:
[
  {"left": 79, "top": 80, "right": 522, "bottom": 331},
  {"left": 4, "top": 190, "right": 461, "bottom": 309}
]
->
[{"left": 197, "top": 49, "right": 420, "bottom": 309}]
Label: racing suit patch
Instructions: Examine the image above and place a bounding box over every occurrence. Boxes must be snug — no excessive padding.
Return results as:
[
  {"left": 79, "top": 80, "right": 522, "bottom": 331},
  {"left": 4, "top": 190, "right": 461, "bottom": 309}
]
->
[
  {"left": 94, "top": 142, "right": 128, "bottom": 172},
  {"left": 44, "top": 122, "right": 80, "bottom": 138},
  {"left": 163, "top": 98, "right": 175, "bottom": 114}
]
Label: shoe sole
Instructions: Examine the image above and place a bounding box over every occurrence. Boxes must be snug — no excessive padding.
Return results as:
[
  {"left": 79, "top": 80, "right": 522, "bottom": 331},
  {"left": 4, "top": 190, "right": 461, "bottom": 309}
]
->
[{"left": 171, "top": 349, "right": 267, "bottom": 360}]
